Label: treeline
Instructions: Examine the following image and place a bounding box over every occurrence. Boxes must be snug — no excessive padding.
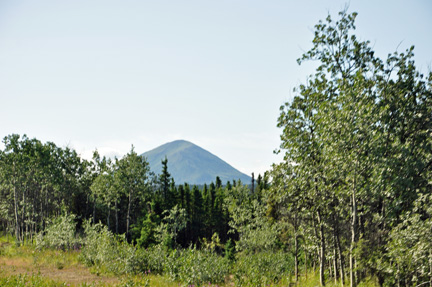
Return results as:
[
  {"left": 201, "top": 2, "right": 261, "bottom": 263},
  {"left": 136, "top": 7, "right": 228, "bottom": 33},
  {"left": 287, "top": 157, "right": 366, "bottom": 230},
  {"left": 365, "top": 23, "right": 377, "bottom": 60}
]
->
[{"left": 0, "top": 134, "right": 268, "bottom": 248}]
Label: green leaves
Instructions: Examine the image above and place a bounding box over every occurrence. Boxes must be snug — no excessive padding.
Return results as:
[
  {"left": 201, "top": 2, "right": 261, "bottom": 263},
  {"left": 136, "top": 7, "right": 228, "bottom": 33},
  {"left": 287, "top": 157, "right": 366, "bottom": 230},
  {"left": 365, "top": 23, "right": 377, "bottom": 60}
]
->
[
  {"left": 156, "top": 205, "right": 187, "bottom": 249},
  {"left": 0, "top": 134, "right": 88, "bottom": 243},
  {"left": 36, "top": 212, "right": 79, "bottom": 251},
  {"left": 385, "top": 194, "right": 432, "bottom": 286},
  {"left": 275, "top": 7, "right": 432, "bottom": 286},
  {"left": 224, "top": 184, "right": 280, "bottom": 253}
]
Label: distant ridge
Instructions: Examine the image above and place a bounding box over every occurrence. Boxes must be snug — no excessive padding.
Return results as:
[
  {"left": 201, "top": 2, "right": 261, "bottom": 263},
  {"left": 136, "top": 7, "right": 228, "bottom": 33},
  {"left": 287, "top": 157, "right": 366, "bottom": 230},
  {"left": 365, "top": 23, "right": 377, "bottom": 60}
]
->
[{"left": 141, "top": 140, "right": 251, "bottom": 185}]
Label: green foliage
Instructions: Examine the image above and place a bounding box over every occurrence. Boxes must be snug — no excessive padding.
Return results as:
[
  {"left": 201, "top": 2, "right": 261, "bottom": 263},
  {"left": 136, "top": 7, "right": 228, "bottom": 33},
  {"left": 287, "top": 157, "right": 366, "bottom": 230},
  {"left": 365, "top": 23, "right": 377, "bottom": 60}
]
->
[
  {"left": 224, "top": 238, "right": 235, "bottom": 261},
  {"left": 134, "top": 213, "right": 158, "bottom": 248},
  {"left": 0, "top": 273, "right": 64, "bottom": 287},
  {"left": 90, "top": 156, "right": 118, "bottom": 230},
  {"left": 135, "top": 245, "right": 229, "bottom": 286},
  {"left": 36, "top": 212, "right": 80, "bottom": 251},
  {"left": 233, "top": 250, "right": 294, "bottom": 286},
  {"left": 274, "top": 7, "right": 432, "bottom": 286},
  {"left": 201, "top": 232, "right": 223, "bottom": 253},
  {"left": 80, "top": 220, "right": 138, "bottom": 275},
  {"left": 134, "top": 245, "right": 168, "bottom": 275},
  {"left": 115, "top": 146, "right": 152, "bottom": 239},
  {"left": 383, "top": 193, "right": 432, "bottom": 286},
  {"left": 163, "top": 247, "right": 229, "bottom": 286},
  {"left": 225, "top": 184, "right": 280, "bottom": 253},
  {"left": 157, "top": 157, "right": 175, "bottom": 211},
  {"left": 0, "top": 134, "right": 89, "bottom": 243},
  {"left": 155, "top": 205, "right": 187, "bottom": 249},
  {"left": 118, "top": 276, "right": 150, "bottom": 287}
]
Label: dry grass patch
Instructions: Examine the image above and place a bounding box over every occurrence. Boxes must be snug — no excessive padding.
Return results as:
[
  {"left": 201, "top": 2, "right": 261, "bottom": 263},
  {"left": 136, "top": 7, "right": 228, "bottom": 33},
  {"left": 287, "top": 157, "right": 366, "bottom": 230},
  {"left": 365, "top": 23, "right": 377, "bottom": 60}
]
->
[
  {"left": 0, "top": 237, "right": 119, "bottom": 286},
  {"left": 0, "top": 237, "right": 182, "bottom": 287},
  {"left": 0, "top": 256, "right": 118, "bottom": 286}
]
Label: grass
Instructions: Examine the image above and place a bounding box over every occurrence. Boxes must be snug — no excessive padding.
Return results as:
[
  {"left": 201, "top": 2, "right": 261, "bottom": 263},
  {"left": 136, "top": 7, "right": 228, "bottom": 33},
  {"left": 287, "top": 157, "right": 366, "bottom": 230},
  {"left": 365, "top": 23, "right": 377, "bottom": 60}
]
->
[
  {"left": 0, "top": 235, "right": 379, "bottom": 287},
  {"left": 289, "top": 270, "right": 379, "bottom": 287},
  {"left": 0, "top": 235, "right": 178, "bottom": 287}
]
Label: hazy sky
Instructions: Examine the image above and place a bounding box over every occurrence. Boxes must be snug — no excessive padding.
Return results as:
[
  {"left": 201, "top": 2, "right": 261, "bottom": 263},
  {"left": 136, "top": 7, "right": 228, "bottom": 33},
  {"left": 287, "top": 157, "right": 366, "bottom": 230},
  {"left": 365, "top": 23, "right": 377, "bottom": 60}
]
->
[{"left": 1, "top": 0, "right": 431, "bottom": 176}]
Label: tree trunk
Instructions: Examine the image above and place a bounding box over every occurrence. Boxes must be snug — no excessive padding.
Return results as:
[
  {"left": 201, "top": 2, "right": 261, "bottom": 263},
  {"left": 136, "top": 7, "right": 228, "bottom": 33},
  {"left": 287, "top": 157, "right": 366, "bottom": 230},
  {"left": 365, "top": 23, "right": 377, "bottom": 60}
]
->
[
  {"left": 31, "top": 188, "right": 37, "bottom": 241},
  {"left": 115, "top": 199, "right": 119, "bottom": 234},
  {"left": 317, "top": 210, "right": 326, "bottom": 286},
  {"left": 44, "top": 187, "right": 48, "bottom": 231},
  {"left": 13, "top": 183, "right": 20, "bottom": 243},
  {"left": 126, "top": 190, "right": 132, "bottom": 241},
  {"left": 329, "top": 259, "right": 333, "bottom": 283},
  {"left": 305, "top": 248, "right": 308, "bottom": 280},
  {"left": 294, "top": 232, "right": 299, "bottom": 282},
  {"left": 350, "top": 187, "right": 357, "bottom": 287},
  {"left": 313, "top": 214, "right": 319, "bottom": 275},
  {"left": 336, "top": 232, "right": 345, "bottom": 286},
  {"left": 39, "top": 189, "right": 44, "bottom": 234},
  {"left": 333, "top": 240, "right": 338, "bottom": 284},
  {"left": 293, "top": 212, "right": 299, "bottom": 282},
  {"left": 22, "top": 187, "right": 26, "bottom": 242}
]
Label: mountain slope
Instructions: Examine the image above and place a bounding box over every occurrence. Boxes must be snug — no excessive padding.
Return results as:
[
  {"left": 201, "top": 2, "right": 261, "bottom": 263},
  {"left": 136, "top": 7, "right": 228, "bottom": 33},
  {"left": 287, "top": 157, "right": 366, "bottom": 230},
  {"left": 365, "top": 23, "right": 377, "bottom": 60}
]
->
[{"left": 141, "top": 140, "right": 251, "bottom": 185}]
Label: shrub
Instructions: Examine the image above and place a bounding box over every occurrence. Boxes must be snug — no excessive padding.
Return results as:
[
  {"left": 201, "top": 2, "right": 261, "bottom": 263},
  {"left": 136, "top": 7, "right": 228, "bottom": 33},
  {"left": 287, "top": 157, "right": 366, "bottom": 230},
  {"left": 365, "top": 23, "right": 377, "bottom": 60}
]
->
[
  {"left": 80, "top": 219, "right": 138, "bottom": 275},
  {"left": 78, "top": 219, "right": 231, "bottom": 285},
  {"left": 135, "top": 245, "right": 169, "bottom": 275},
  {"left": 134, "top": 213, "right": 158, "bottom": 248},
  {"left": 233, "top": 250, "right": 294, "bottom": 286},
  {"left": 382, "top": 194, "right": 432, "bottom": 286},
  {"left": 224, "top": 238, "right": 236, "bottom": 261},
  {"left": 35, "top": 212, "right": 80, "bottom": 251},
  {"left": 163, "top": 247, "right": 230, "bottom": 286}
]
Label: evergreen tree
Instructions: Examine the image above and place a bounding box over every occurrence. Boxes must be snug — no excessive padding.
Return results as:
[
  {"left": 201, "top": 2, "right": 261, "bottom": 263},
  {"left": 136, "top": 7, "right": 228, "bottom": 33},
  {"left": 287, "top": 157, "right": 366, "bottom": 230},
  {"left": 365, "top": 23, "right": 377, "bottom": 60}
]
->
[
  {"left": 191, "top": 185, "right": 204, "bottom": 243},
  {"left": 158, "top": 157, "right": 174, "bottom": 210}
]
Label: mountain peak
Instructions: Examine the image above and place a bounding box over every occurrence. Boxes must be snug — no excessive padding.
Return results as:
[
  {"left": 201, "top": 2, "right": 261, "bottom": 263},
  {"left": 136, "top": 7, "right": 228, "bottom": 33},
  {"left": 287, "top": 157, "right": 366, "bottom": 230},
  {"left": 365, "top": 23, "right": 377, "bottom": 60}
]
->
[
  {"left": 141, "top": 140, "right": 251, "bottom": 185},
  {"left": 159, "top": 139, "right": 194, "bottom": 149}
]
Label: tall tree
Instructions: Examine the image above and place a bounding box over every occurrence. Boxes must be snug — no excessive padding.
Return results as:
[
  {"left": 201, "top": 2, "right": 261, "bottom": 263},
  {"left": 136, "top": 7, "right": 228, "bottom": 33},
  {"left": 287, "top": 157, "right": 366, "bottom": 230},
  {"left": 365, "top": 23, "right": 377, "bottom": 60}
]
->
[
  {"left": 115, "top": 146, "right": 151, "bottom": 241},
  {"left": 275, "top": 8, "right": 432, "bottom": 286},
  {"left": 158, "top": 157, "right": 174, "bottom": 210}
]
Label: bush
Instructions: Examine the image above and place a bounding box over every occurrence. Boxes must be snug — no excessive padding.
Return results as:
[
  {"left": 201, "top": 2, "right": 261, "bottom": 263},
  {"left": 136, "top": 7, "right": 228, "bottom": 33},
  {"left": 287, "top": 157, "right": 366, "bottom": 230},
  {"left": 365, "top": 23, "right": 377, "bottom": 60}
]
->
[
  {"left": 382, "top": 194, "right": 432, "bottom": 286},
  {"left": 233, "top": 250, "right": 294, "bottom": 286},
  {"left": 78, "top": 220, "right": 231, "bottom": 285},
  {"left": 135, "top": 245, "right": 229, "bottom": 286},
  {"left": 163, "top": 247, "right": 230, "bottom": 286},
  {"left": 224, "top": 238, "right": 236, "bottom": 261},
  {"left": 36, "top": 212, "right": 80, "bottom": 251},
  {"left": 80, "top": 219, "right": 138, "bottom": 275},
  {"left": 135, "top": 245, "right": 169, "bottom": 275}
]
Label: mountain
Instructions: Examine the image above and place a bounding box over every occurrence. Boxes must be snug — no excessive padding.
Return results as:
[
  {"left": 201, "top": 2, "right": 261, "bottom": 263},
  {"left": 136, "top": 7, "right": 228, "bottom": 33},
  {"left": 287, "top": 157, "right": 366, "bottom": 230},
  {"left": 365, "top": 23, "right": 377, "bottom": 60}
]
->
[{"left": 141, "top": 140, "right": 251, "bottom": 185}]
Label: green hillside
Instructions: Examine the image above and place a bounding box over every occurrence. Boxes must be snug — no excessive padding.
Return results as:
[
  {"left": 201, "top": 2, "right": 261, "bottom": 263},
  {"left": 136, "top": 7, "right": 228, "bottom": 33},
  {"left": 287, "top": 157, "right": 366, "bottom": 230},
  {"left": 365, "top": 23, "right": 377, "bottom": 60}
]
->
[{"left": 141, "top": 140, "right": 251, "bottom": 185}]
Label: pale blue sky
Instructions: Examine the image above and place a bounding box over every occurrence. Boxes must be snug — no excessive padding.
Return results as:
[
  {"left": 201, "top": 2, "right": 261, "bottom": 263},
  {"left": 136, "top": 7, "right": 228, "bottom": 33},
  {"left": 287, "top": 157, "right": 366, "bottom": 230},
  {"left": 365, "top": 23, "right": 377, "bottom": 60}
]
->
[{"left": 1, "top": 0, "right": 431, "bottom": 176}]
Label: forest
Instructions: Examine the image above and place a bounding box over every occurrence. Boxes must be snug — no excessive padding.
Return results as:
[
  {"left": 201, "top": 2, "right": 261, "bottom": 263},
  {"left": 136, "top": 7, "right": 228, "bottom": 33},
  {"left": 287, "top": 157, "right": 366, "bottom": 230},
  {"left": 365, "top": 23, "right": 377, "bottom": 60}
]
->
[{"left": 1, "top": 10, "right": 431, "bottom": 287}]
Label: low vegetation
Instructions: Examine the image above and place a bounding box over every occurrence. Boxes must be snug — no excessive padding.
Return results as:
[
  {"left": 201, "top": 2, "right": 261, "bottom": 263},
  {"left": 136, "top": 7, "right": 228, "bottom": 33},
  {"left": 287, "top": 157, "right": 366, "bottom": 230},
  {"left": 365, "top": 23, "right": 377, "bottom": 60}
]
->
[{"left": 0, "top": 233, "right": 380, "bottom": 286}]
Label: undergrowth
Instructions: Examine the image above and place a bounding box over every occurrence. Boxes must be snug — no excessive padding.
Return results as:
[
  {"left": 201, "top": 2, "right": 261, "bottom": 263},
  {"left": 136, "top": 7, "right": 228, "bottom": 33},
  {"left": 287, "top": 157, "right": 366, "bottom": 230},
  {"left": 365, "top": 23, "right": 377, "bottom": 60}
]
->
[{"left": 1, "top": 235, "right": 380, "bottom": 287}]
